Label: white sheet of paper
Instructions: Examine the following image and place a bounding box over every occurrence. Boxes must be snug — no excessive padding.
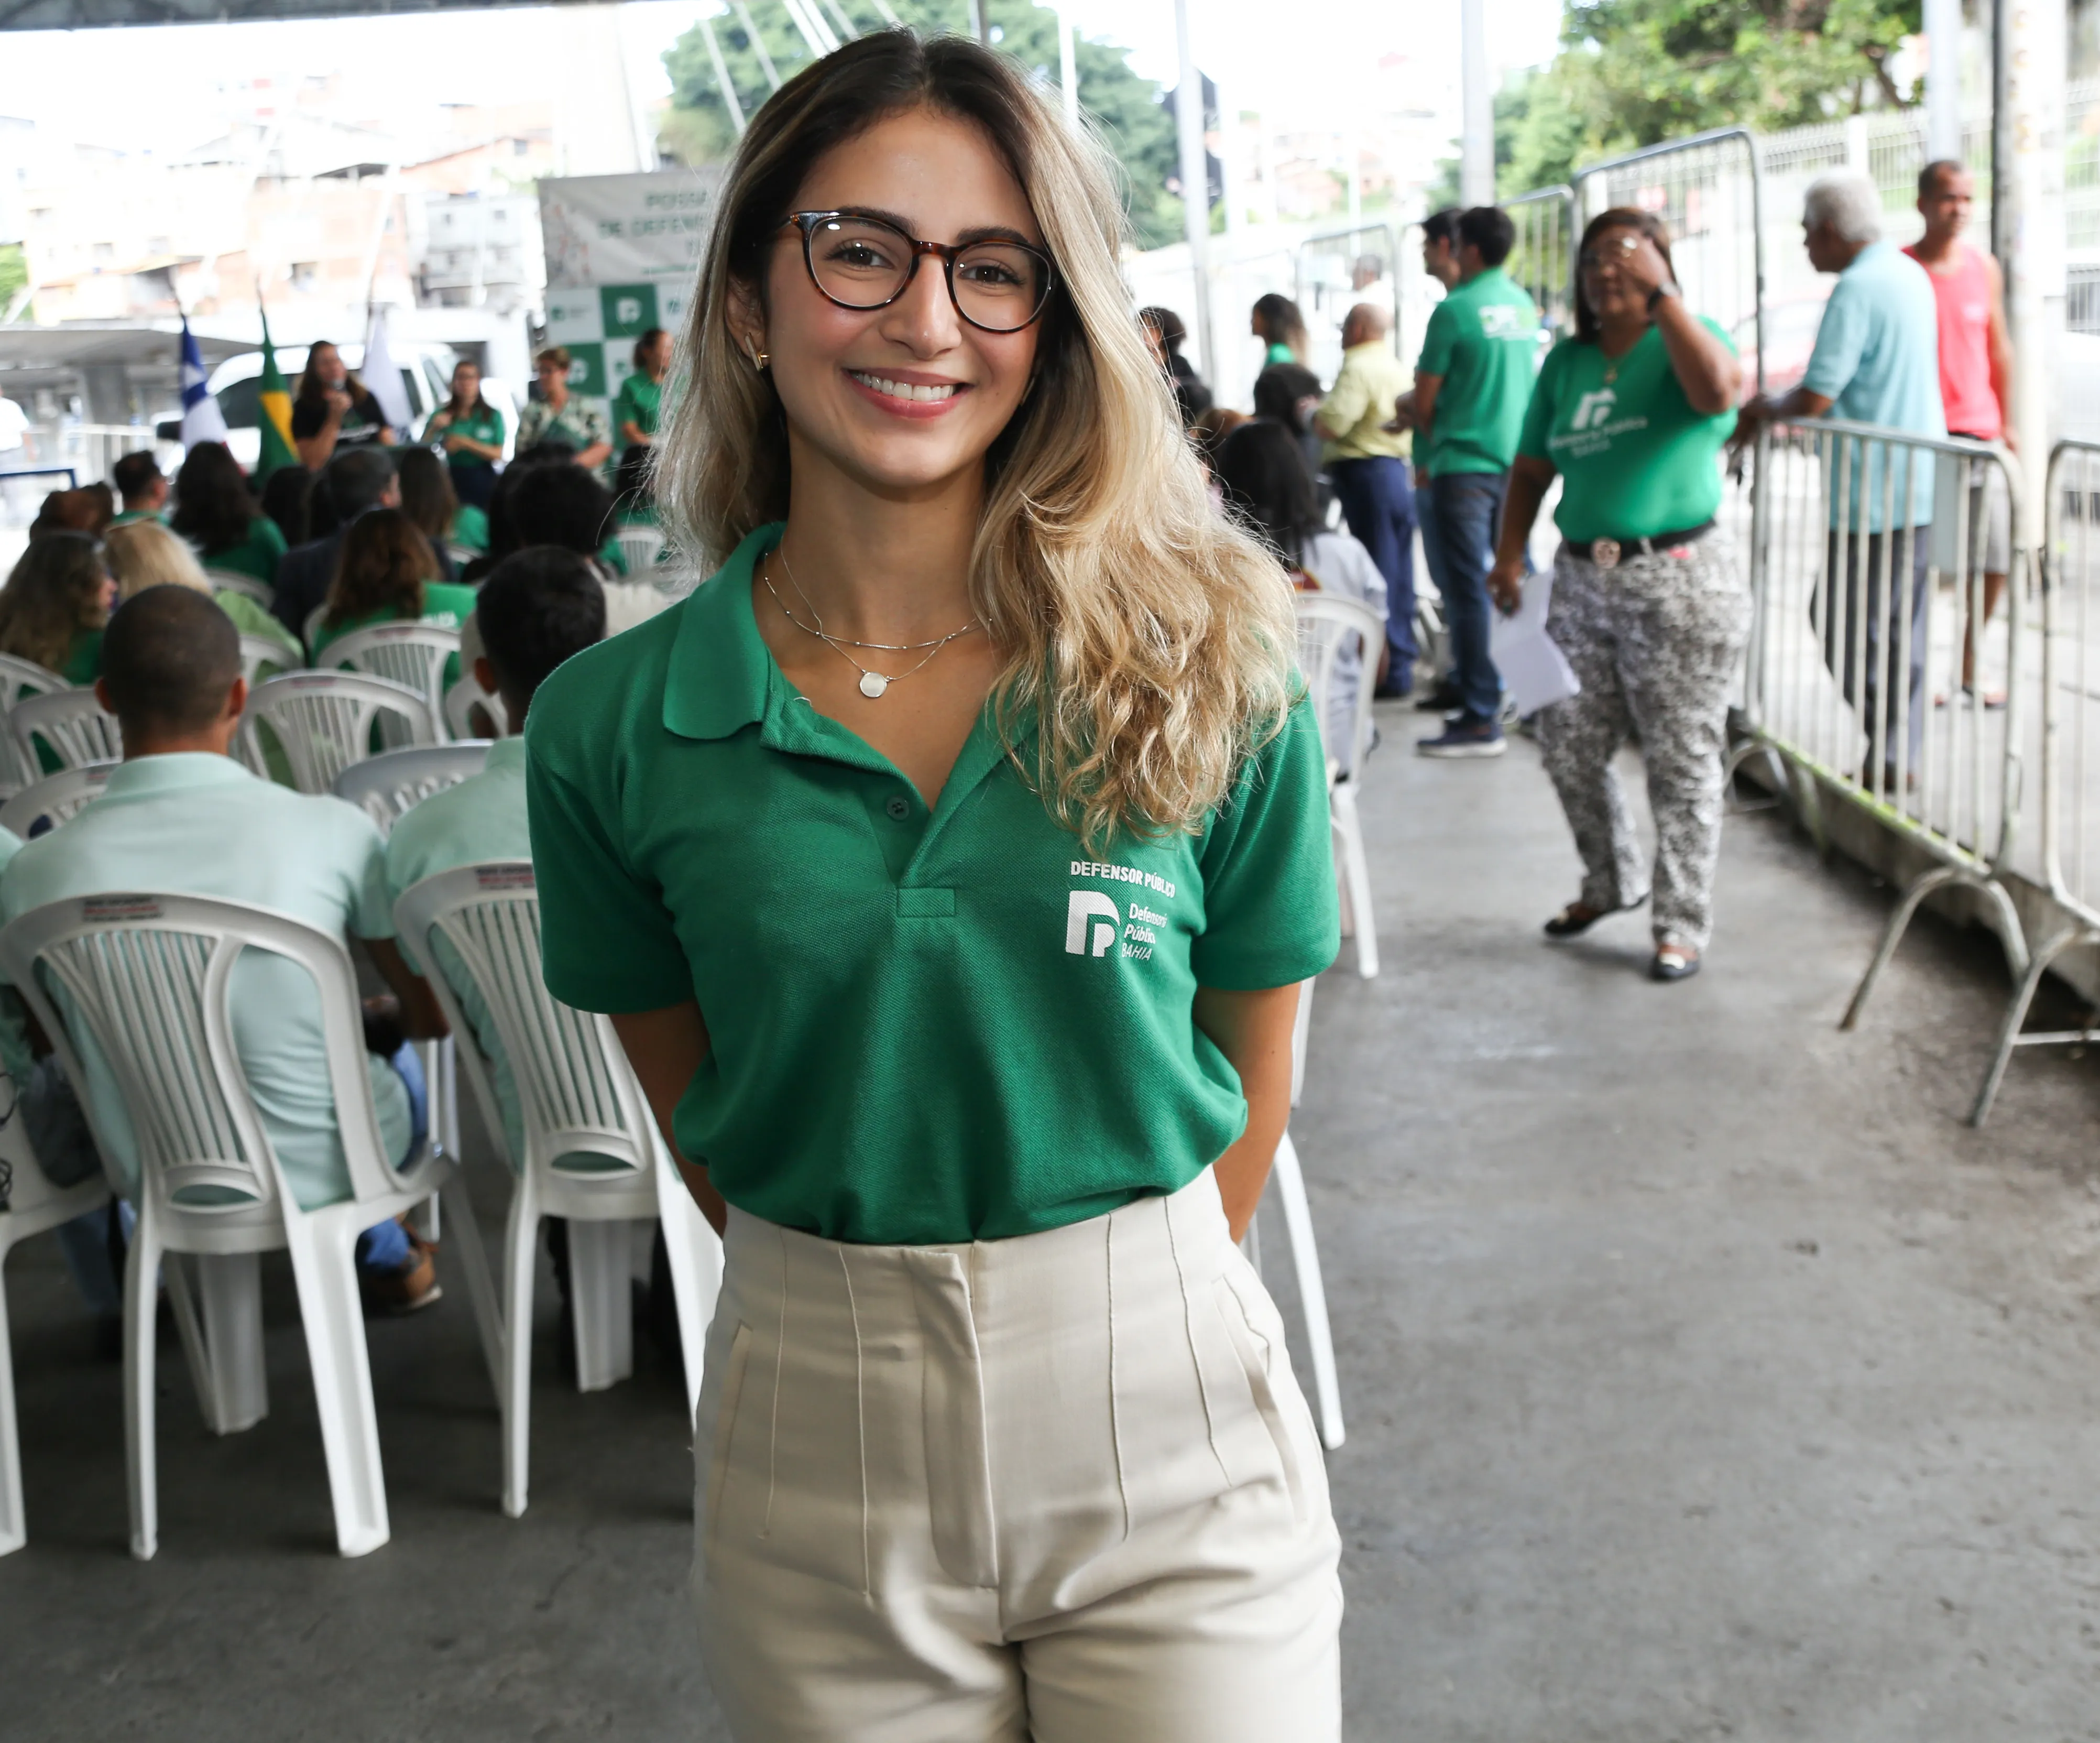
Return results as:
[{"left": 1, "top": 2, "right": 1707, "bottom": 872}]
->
[{"left": 1489, "top": 567, "right": 1581, "bottom": 716}]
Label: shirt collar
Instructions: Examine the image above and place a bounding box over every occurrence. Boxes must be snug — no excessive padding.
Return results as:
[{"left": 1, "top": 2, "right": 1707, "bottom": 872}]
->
[
  {"left": 662, "top": 522, "right": 782, "bottom": 741},
  {"left": 105, "top": 751, "right": 259, "bottom": 797}
]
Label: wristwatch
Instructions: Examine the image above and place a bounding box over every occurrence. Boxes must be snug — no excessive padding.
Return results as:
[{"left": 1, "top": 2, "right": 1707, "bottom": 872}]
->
[{"left": 1646, "top": 281, "right": 1681, "bottom": 315}]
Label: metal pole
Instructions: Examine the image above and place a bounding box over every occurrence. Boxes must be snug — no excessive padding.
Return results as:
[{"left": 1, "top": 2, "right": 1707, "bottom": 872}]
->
[
  {"left": 699, "top": 16, "right": 747, "bottom": 136},
  {"left": 1173, "top": 0, "right": 1215, "bottom": 383},
  {"left": 1926, "top": 0, "right": 1964, "bottom": 161},
  {"left": 1058, "top": 5, "right": 1079, "bottom": 130},
  {"left": 1459, "top": 0, "right": 1493, "bottom": 205},
  {"left": 1992, "top": 0, "right": 2014, "bottom": 277},
  {"left": 734, "top": 0, "right": 782, "bottom": 91},
  {"left": 970, "top": 0, "right": 988, "bottom": 43},
  {"left": 2004, "top": 0, "right": 2064, "bottom": 541}
]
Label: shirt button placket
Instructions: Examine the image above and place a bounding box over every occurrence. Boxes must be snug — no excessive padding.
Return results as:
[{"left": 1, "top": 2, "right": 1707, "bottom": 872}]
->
[{"left": 885, "top": 795, "right": 911, "bottom": 821}]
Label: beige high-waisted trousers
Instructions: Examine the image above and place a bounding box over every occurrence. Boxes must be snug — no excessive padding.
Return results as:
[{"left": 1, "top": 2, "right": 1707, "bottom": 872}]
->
[{"left": 691, "top": 1168, "right": 1343, "bottom": 1742}]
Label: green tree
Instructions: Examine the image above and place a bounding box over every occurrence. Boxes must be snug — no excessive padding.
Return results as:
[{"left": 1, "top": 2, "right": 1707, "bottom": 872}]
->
[
  {"left": 662, "top": 0, "right": 1183, "bottom": 246},
  {"left": 0, "top": 244, "right": 26, "bottom": 317},
  {"left": 1454, "top": 0, "right": 1924, "bottom": 199}
]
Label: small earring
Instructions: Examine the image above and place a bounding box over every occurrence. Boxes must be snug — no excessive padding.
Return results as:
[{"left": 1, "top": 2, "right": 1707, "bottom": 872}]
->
[{"left": 747, "top": 339, "right": 770, "bottom": 371}]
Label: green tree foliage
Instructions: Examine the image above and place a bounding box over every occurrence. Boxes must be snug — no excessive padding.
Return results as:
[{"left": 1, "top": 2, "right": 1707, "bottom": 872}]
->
[
  {"left": 0, "top": 244, "right": 26, "bottom": 314},
  {"left": 1478, "top": 0, "right": 1923, "bottom": 196},
  {"left": 662, "top": 0, "right": 1183, "bottom": 246}
]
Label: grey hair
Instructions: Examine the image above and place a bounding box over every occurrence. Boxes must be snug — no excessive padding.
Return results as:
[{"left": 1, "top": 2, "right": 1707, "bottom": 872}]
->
[{"left": 1803, "top": 172, "right": 1883, "bottom": 245}]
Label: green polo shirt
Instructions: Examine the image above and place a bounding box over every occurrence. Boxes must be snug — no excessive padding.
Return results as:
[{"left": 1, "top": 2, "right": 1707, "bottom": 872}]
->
[
  {"left": 111, "top": 507, "right": 167, "bottom": 527},
  {"left": 0, "top": 754, "right": 411, "bottom": 1209},
  {"left": 450, "top": 504, "right": 490, "bottom": 553},
  {"left": 525, "top": 524, "right": 1339, "bottom": 1247},
  {"left": 611, "top": 374, "right": 662, "bottom": 453},
  {"left": 1518, "top": 321, "right": 1739, "bottom": 544},
  {"left": 385, "top": 738, "right": 625, "bottom": 1176},
  {"left": 310, "top": 581, "right": 479, "bottom": 688},
  {"left": 424, "top": 402, "right": 506, "bottom": 454},
  {"left": 198, "top": 516, "right": 289, "bottom": 586},
  {"left": 1415, "top": 266, "right": 1540, "bottom": 477}
]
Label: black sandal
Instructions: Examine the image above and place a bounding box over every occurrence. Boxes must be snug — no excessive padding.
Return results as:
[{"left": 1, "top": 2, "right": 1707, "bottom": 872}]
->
[
  {"left": 1650, "top": 941, "right": 1701, "bottom": 982},
  {"left": 1544, "top": 902, "right": 1610, "bottom": 938}
]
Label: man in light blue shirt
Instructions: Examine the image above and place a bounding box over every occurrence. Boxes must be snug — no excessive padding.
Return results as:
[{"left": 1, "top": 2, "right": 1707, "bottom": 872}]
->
[
  {"left": 1743, "top": 170, "right": 1944, "bottom": 780},
  {"left": 0, "top": 587, "right": 451, "bottom": 1312},
  {"left": 386, "top": 547, "right": 607, "bottom": 1174}
]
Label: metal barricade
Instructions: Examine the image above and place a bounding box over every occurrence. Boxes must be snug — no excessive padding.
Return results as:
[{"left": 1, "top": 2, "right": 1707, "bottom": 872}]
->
[
  {"left": 1503, "top": 185, "right": 1576, "bottom": 343},
  {"left": 1293, "top": 223, "right": 1405, "bottom": 385},
  {"left": 1968, "top": 439, "right": 2100, "bottom": 1120},
  {"left": 1741, "top": 417, "right": 2032, "bottom": 1063}
]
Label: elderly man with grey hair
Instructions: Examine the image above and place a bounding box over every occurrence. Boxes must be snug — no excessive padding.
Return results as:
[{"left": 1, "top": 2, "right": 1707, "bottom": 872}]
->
[{"left": 1742, "top": 170, "right": 1943, "bottom": 787}]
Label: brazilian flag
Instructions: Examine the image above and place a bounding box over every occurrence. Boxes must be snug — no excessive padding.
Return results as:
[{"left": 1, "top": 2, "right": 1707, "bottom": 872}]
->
[{"left": 255, "top": 307, "right": 297, "bottom": 482}]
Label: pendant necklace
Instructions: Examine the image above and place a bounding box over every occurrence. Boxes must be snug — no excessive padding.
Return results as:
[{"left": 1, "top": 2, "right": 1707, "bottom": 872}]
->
[{"left": 761, "top": 548, "right": 982, "bottom": 700}]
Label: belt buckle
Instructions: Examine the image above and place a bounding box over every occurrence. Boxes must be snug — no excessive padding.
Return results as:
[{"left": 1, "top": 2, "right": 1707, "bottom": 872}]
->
[{"left": 1591, "top": 537, "right": 1621, "bottom": 570}]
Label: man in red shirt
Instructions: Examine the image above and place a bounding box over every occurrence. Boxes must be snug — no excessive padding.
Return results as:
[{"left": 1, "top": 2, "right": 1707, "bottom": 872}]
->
[{"left": 1906, "top": 159, "right": 2016, "bottom": 705}]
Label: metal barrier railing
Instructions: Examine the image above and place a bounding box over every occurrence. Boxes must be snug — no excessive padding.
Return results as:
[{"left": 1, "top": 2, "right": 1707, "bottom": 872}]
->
[
  {"left": 1503, "top": 184, "right": 1575, "bottom": 343},
  {"left": 1293, "top": 222, "right": 1408, "bottom": 385},
  {"left": 1968, "top": 439, "right": 2100, "bottom": 1119},
  {"left": 1736, "top": 417, "right": 2034, "bottom": 1080}
]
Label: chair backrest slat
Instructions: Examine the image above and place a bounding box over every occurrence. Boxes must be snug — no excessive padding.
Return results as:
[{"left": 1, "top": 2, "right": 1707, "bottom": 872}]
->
[
  {"left": 237, "top": 671, "right": 437, "bottom": 795},
  {"left": 0, "top": 762, "right": 115, "bottom": 838},
  {"left": 320, "top": 625, "right": 461, "bottom": 728},
  {"left": 9, "top": 690, "right": 122, "bottom": 776},
  {"left": 1293, "top": 594, "right": 1386, "bottom": 781},
  {"left": 330, "top": 743, "right": 490, "bottom": 836}
]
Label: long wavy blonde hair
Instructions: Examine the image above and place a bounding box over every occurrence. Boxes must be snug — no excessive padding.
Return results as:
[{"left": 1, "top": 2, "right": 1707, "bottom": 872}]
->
[
  {"left": 659, "top": 31, "right": 1296, "bottom": 849},
  {"left": 106, "top": 519, "right": 212, "bottom": 602}
]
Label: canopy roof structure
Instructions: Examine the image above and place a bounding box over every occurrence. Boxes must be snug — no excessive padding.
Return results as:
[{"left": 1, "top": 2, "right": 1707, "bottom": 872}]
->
[{"left": 0, "top": 0, "right": 576, "bottom": 27}]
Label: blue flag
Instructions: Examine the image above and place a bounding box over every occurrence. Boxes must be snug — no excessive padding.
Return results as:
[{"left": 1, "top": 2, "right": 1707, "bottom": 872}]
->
[{"left": 180, "top": 314, "right": 228, "bottom": 450}]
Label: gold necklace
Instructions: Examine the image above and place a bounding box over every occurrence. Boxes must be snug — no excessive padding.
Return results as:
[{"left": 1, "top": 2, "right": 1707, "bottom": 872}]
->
[{"left": 761, "top": 551, "right": 982, "bottom": 700}]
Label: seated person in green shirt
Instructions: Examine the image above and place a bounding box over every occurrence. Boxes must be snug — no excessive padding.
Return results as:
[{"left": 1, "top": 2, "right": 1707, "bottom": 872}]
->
[
  {"left": 168, "top": 440, "right": 289, "bottom": 585},
  {"left": 1489, "top": 208, "right": 1745, "bottom": 985},
  {"left": 0, "top": 586, "right": 451, "bottom": 1311},
  {"left": 105, "top": 518, "right": 302, "bottom": 678},
  {"left": 517, "top": 347, "right": 611, "bottom": 471},
  {"left": 0, "top": 529, "right": 113, "bottom": 687},
  {"left": 396, "top": 445, "right": 479, "bottom": 569},
  {"left": 612, "top": 327, "right": 670, "bottom": 459},
  {"left": 309, "top": 507, "right": 478, "bottom": 683},
  {"left": 386, "top": 547, "right": 608, "bottom": 1174},
  {"left": 110, "top": 450, "right": 169, "bottom": 526},
  {"left": 422, "top": 357, "right": 506, "bottom": 511}
]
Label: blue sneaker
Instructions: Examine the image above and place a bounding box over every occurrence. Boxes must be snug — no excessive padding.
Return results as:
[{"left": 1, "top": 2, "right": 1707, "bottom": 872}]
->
[{"left": 1416, "top": 719, "right": 1507, "bottom": 758}]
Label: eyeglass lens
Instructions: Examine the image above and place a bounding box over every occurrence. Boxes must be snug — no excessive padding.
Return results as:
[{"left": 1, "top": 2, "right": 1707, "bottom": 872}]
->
[{"left": 804, "top": 215, "right": 1047, "bottom": 332}]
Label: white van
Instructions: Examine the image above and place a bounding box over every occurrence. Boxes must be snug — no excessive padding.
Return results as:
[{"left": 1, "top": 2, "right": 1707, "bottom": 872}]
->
[{"left": 187, "top": 342, "right": 521, "bottom": 472}]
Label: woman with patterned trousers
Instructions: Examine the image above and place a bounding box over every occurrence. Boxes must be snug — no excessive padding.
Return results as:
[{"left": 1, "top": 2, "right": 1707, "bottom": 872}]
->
[
  {"left": 1486, "top": 208, "right": 1746, "bottom": 982},
  {"left": 526, "top": 33, "right": 1343, "bottom": 1742}
]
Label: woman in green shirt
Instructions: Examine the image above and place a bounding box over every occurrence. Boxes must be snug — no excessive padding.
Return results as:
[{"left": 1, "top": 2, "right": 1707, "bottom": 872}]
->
[
  {"left": 611, "top": 326, "right": 669, "bottom": 456},
  {"left": 310, "top": 507, "right": 476, "bottom": 685},
  {"left": 169, "top": 440, "right": 289, "bottom": 586},
  {"left": 527, "top": 36, "right": 1342, "bottom": 1739},
  {"left": 422, "top": 358, "right": 506, "bottom": 510},
  {"left": 1490, "top": 207, "right": 1746, "bottom": 982},
  {"left": 516, "top": 347, "right": 611, "bottom": 470},
  {"left": 1250, "top": 292, "right": 1308, "bottom": 367},
  {"left": 0, "top": 531, "right": 114, "bottom": 685}
]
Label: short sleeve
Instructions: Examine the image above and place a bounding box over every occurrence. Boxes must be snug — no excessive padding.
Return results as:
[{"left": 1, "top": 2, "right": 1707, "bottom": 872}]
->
[
  {"left": 526, "top": 748, "right": 692, "bottom": 1012},
  {"left": 1801, "top": 281, "right": 1866, "bottom": 401},
  {"left": 1190, "top": 698, "right": 1340, "bottom": 990},
  {"left": 342, "top": 809, "right": 398, "bottom": 942},
  {"left": 1516, "top": 344, "right": 1563, "bottom": 461},
  {"left": 1416, "top": 301, "right": 1457, "bottom": 377}
]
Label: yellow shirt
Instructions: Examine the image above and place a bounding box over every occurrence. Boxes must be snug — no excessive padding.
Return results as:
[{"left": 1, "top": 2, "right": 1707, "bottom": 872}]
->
[{"left": 1318, "top": 341, "right": 1411, "bottom": 463}]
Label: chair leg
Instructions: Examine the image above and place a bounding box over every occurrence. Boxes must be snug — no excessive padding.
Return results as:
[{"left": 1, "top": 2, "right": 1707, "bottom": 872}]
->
[
  {"left": 439, "top": 1174, "right": 505, "bottom": 1406},
  {"left": 280, "top": 1216, "right": 389, "bottom": 1557},
  {"left": 1332, "top": 786, "right": 1379, "bottom": 979},
  {"left": 161, "top": 1250, "right": 215, "bottom": 1431},
  {"left": 502, "top": 1183, "right": 539, "bottom": 1519},
  {"left": 653, "top": 1161, "right": 722, "bottom": 1425},
  {"left": 125, "top": 1215, "right": 162, "bottom": 1561},
  {"left": 0, "top": 1243, "right": 24, "bottom": 1556},
  {"left": 194, "top": 1252, "right": 268, "bottom": 1435},
  {"left": 568, "top": 1218, "right": 633, "bottom": 1393},
  {"left": 1270, "top": 1132, "right": 1346, "bottom": 1452}
]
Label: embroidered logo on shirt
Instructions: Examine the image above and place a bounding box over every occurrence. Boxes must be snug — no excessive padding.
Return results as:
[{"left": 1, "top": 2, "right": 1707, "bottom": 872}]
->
[
  {"left": 1570, "top": 387, "right": 1618, "bottom": 431},
  {"left": 1065, "top": 891, "right": 1121, "bottom": 957},
  {"left": 1478, "top": 304, "right": 1529, "bottom": 338}
]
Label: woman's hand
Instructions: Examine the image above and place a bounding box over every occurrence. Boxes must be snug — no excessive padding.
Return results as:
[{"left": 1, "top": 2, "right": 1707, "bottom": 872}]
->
[
  {"left": 1488, "top": 554, "right": 1525, "bottom": 615},
  {"left": 1601, "top": 231, "right": 1674, "bottom": 301}
]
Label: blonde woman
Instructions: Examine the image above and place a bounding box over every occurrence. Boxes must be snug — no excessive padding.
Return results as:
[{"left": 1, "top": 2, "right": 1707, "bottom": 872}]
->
[
  {"left": 104, "top": 519, "right": 301, "bottom": 669},
  {"left": 526, "top": 32, "right": 1342, "bottom": 1742}
]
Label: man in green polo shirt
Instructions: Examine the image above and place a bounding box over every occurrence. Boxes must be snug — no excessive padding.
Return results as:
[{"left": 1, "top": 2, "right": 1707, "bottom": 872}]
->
[{"left": 1403, "top": 205, "right": 1540, "bottom": 755}]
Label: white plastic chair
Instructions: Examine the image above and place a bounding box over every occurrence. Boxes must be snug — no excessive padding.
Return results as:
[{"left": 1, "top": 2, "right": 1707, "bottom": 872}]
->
[
  {"left": 9, "top": 688, "right": 121, "bottom": 777},
  {"left": 395, "top": 863, "right": 723, "bottom": 1519},
  {"left": 0, "top": 762, "right": 115, "bottom": 838},
  {"left": 442, "top": 671, "right": 510, "bottom": 741},
  {"left": 237, "top": 671, "right": 436, "bottom": 796},
  {"left": 0, "top": 653, "right": 67, "bottom": 789},
  {"left": 1244, "top": 976, "right": 1345, "bottom": 1453},
  {"left": 0, "top": 891, "right": 505, "bottom": 1559},
  {"left": 237, "top": 633, "right": 298, "bottom": 687},
  {"left": 1294, "top": 594, "right": 1384, "bottom": 980},
  {"left": 0, "top": 1114, "right": 112, "bottom": 1555},
  {"left": 205, "top": 569, "right": 274, "bottom": 607},
  {"left": 614, "top": 525, "right": 665, "bottom": 575},
  {"left": 330, "top": 742, "right": 491, "bottom": 838},
  {"left": 319, "top": 623, "right": 462, "bottom": 731}
]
